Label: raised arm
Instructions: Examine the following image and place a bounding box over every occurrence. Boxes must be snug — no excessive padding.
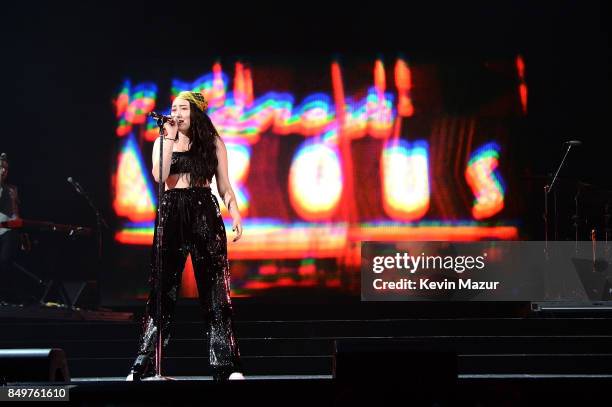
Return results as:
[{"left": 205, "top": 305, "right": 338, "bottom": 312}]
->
[
  {"left": 152, "top": 117, "right": 179, "bottom": 183},
  {"left": 151, "top": 136, "right": 175, "bottom": 184}
]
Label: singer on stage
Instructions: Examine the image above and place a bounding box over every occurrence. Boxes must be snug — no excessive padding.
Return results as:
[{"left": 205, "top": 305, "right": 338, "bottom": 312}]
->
[
  {"left": 0, "top": 153, "right": 20, "bottom": 304},
  {"left": 127, "top": 92, "right": 244, "bottom": 381}
]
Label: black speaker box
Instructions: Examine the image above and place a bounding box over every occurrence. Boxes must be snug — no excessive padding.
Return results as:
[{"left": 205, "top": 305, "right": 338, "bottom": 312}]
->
[{"left": 0, "top": 348, "right": 70, "bottom": 384}]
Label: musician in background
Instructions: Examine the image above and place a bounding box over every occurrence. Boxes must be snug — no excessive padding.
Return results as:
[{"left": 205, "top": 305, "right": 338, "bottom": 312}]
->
[{"left": 0, "top": 153, "right": 20, "bottom": 303}]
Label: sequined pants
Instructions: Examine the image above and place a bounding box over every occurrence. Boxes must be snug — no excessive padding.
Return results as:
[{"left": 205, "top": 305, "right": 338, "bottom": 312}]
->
[{"left": 131, "top": 186, "right": 242, "bottom": 380}]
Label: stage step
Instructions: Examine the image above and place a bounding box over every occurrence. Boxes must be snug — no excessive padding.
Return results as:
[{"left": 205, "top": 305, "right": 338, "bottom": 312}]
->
[
  {"left": 3, "top": 317, "right": 612, "bottom": 341},
  {"left": 2, "top": 316, "right": 612, "bottom": 377},
  {"left": 2, "top": 335, "right": 612, "bottom": 358}
]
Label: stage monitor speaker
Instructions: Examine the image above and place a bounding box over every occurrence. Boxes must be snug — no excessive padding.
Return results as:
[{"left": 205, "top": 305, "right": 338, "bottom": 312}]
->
[
  {"left": 333, "top": 339, "right": 457, "bottom": 386},
  {"left": 0, "top": 348, "right": 70, "bottom": 384}
]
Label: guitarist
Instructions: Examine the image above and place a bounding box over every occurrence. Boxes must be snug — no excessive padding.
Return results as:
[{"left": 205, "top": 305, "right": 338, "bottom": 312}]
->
[{"left": 0, "top": 153, "right": 20, "bottom": 303}]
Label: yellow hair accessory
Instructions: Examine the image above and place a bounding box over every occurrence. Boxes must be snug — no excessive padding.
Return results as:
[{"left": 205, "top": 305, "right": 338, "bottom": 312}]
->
[{"left": 176, "top": 91, "right": 208, "bottom": 112}]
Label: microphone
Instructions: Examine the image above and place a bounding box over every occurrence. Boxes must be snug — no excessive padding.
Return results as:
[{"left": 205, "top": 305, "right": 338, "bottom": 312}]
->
[
  {"left": 67, "top": 177, "right": 84, "bottom": 194},
  {"left": 564, "top": 140, "right": 582, "bottom": 146},
  {"left": 148, "top": 111, "right": 174, "bottom": 122}
]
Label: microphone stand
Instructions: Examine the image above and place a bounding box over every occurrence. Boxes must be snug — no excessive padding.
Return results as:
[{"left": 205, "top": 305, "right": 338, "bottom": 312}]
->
[
  {"left": 573, "top": 184, "right": 582, "bottom": 254},
  {"left": 147, "top": 117, "right": 173, "bottom": 381},
  {"left": 71, "top": 182, "right": 109, "bottom": 260},
  {"left": 68, "top": 180, "right": 109, "bottom": 310},
  {"left": 544, "top": 143, "right": 576, "bottom": 256}
]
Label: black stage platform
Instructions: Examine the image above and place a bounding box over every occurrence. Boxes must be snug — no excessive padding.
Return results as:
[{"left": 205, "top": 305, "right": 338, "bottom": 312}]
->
[
  {"left": 2, "top": 299, "right": 612, "bottom": 405},
  {"left": 5, "top": 376, "right": 611, "bottom": 406}
]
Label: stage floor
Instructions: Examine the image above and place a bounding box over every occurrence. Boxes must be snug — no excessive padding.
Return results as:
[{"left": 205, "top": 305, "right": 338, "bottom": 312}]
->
[{"left": 6, "top": 375, "right": 612, "bottom": 406}]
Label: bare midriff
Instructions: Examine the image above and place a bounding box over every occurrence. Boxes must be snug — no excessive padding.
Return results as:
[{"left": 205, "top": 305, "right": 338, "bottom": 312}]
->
[{"left": 165, "top": 173, "right": 211, "bottom": 191}]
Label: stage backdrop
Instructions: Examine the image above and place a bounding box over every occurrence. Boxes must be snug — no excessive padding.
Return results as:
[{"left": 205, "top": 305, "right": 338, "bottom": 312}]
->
[{"left": 106, "top": 55, "right": 527, "bottom": 302}]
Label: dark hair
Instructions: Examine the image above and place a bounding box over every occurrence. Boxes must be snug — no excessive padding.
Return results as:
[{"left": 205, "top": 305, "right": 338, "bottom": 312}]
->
[
  {"left": 186, "top": 103, "right": 219, "bottom": 187},
  {"left": 0, "top": 153, "right": 7, "bottom": 163}
]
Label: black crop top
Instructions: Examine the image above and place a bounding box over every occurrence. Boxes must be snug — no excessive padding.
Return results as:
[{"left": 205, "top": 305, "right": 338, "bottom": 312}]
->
[
  {"left": 168, "top": 151, "right": 212, "bottom": 184},
  {"left": 169, "top": 151, "right": 193, "bottom": 175}
]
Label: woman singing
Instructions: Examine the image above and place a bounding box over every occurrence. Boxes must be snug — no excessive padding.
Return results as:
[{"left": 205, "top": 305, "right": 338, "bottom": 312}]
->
[{"left": 127, "top": 91, "right": 244, "bottom": 381}]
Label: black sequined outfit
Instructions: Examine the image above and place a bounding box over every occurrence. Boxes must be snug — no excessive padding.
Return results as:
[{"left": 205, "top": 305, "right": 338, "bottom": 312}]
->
[{"left": 130, "top": 154, "right": 242, "bottom": 381}]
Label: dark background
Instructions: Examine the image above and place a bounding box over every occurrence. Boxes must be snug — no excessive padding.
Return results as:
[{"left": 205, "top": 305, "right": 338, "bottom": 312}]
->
[{"left": 0, "top": 1, "right": 608, "bottom": 298}]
